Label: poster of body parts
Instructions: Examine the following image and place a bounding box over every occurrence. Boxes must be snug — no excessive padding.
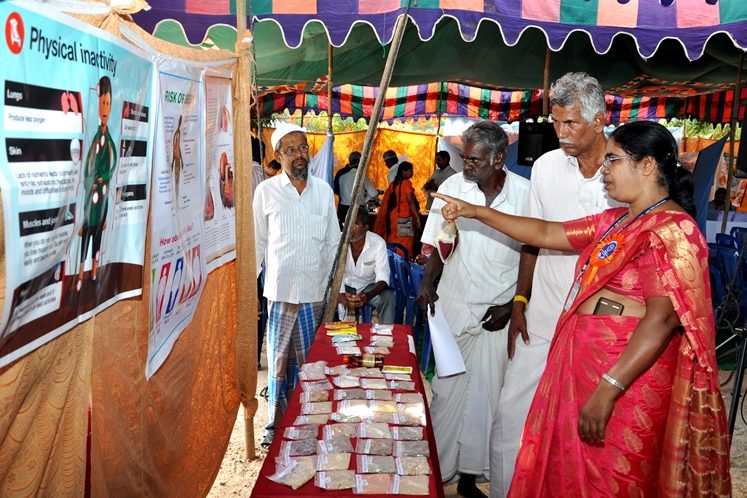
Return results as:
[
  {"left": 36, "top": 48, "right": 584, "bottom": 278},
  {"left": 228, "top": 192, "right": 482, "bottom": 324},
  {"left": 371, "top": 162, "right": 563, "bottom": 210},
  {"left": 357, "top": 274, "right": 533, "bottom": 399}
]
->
[
  {"left": 203, "top": 73, "right": 236, "bottom": 272},
  {"left": 0, "top": 2, "right": 153, "bottom": 368},
  {"left": 147, "top": 56, "right": 207, "bottom": 379}
]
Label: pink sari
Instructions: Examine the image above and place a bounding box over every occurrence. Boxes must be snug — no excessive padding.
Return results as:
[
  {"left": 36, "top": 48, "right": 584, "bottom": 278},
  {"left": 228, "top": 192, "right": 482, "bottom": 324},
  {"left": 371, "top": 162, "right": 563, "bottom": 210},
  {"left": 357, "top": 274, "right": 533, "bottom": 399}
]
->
[{"left": 509, "top": 209, "right": 731, "bottom": 497}]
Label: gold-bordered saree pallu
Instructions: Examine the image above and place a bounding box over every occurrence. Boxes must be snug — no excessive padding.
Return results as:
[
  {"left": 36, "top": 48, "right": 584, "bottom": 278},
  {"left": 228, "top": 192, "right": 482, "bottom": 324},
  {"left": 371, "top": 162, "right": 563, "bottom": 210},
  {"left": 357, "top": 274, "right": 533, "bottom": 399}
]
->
[{"left": 509, "top": 208, "right": 731, "bottom": 498}]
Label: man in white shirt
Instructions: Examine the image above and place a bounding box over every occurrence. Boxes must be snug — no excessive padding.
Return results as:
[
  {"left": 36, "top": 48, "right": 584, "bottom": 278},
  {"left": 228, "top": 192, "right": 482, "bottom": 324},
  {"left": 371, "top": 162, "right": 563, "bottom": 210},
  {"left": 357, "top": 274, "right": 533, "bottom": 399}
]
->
[
  {"left": 424, "top": 150, "right": 456, "bottom": 211},
  {"left": 418, "top": 121, "right": 529, "bottom": 498},
  {"left": 253, "top": 123, "right": 341, "bottom": 449},
  {"left": 492, "top": 72, "right": 623, "bottom": 498},
  {"left": 384, "top": 149, "right": 400, "bottom": 184},
  {"left": 337, "top": 151, "right": 379, "bottom": 228},
  {"left": 338, "top": 209, "right": 395, "bottom": 323}
]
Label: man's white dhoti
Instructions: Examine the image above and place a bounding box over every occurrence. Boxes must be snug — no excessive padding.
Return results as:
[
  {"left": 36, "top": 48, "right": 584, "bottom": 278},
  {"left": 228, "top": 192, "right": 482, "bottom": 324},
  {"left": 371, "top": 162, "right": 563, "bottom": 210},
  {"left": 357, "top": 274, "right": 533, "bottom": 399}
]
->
[{"left": 430, "top": 323, "right": 509, "bottom": 481}]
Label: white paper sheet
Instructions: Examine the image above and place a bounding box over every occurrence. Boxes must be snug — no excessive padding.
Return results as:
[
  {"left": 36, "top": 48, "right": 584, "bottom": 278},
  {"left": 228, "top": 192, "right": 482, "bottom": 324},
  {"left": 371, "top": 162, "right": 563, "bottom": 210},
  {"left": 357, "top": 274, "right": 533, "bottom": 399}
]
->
[{"left": 427, "top": 301, "right": 466, "bottom": 377}]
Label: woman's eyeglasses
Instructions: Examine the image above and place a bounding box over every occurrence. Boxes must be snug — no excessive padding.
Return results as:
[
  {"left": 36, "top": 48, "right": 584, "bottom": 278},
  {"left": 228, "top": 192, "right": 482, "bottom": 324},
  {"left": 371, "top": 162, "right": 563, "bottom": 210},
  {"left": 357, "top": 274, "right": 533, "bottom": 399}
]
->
[{"left": 601, "top": 154, "right": 627, "bottom": 169}]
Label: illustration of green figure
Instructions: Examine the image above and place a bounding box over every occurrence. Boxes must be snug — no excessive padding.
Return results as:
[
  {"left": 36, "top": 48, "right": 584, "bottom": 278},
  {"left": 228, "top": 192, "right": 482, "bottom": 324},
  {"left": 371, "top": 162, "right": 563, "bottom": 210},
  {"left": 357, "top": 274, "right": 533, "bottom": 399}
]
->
[{"left": 77, "top": 76, "right": 116, "bottom": 291}]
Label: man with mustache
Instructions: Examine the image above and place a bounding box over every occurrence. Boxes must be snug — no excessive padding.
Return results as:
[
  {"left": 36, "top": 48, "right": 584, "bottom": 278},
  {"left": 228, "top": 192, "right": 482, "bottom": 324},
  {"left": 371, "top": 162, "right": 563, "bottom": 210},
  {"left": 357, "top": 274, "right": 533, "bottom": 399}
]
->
[
  {"left": 492, "top": 72, "right": 622, "bottom": 497},
  {"left": 418, "top": 121, "right": 529, "bottom": 498},
  {"left": 253, "top": 123, "right": 340, "bottom": 450}
]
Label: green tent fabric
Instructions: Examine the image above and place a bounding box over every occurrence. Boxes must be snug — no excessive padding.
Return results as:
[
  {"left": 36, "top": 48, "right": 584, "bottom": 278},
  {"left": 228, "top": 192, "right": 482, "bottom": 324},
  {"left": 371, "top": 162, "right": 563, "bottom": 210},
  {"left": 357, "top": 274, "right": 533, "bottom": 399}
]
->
[{"left": 152, "top": 17, "right": 745, "bottom": 95}]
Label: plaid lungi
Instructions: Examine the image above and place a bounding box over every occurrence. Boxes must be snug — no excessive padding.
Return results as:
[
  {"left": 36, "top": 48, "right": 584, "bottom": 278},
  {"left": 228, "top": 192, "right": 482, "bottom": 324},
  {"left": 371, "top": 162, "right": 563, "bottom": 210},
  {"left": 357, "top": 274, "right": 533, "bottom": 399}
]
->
[{"left": 265, "top": 300, "right": 322, "bottom": 435}]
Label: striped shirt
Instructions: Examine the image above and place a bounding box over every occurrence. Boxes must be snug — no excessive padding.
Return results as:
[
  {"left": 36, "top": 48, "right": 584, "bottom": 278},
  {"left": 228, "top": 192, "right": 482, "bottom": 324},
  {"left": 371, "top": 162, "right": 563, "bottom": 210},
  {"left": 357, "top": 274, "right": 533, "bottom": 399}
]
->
[
  {"left": 253, "top": 169, "right": 341, "bottom": 303},
  {"left": 525, "top": 148, "right": 624, "bottom": 341}
]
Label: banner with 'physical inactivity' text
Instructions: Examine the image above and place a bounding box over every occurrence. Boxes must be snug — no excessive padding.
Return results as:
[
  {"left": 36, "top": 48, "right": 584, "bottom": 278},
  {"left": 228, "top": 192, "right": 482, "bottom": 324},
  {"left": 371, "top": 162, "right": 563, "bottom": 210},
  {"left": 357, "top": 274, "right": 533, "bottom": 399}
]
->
[{"left": 0, "top": 1, "right": 153, "bottom": 368}]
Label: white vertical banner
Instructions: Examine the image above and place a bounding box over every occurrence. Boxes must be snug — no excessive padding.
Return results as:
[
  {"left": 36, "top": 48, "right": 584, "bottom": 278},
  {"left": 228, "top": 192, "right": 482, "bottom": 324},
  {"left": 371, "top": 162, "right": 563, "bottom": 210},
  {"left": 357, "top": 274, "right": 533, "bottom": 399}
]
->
[
  {"left": 203, "top": 71, "right": 236, "bottom": 272},
  {"left": 146, "top": 56, "right": 207, "bottom": 379}
]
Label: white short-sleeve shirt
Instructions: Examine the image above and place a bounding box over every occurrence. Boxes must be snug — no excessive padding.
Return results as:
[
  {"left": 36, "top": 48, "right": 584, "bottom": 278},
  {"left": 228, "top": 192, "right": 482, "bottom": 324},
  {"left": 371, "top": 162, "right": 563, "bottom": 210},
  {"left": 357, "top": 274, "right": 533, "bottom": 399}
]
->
[
  {"left": 525, "top": 148, "right": 624, "bottom": 341},
  {"left": 422, "top": 170, "right": 530, "bottom": 335}
]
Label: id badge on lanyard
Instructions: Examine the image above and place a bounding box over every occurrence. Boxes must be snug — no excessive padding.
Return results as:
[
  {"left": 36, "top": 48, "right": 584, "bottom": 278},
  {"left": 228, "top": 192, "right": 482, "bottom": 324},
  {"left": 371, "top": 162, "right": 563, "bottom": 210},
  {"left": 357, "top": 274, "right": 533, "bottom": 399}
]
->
[{"left": 564, "top": 276, "right": 581, "bottom": 311}]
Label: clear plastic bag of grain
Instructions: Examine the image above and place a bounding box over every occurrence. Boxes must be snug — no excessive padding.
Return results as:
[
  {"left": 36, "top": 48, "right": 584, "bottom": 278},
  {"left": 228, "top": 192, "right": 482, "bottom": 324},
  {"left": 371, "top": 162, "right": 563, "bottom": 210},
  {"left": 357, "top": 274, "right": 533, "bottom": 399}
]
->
[
  {"left": 353, "top": 473, "right": 392, "bottom": 494},
  {"left": 395, "top": 456, "right": 431, "bottom": 476},
  {"left": 267, "top": 457, "right": 316, "bottom": 489},
  {"left": 299, "top": 390, "right": 329, "bottom": 403},
  {"left": 334, "top": 388, "right": 366, "bottom": 400},
  {"left": 315, "top": 470, "right": 356, "bottom": 490},
  {"left": 316, "top": 452, "right": 352, "bottom": 471},
  {"left": 387, "top": 380, "right": 415, "bottom": 391},
  {"left": 317, "top": 436, "right": 354, "bottom": 454},
  {"left": 301, "top": 401, "right": 332, "bottom": 415},
  {"left": 360, "top": 378, "right": 388, "bottom": 390},
  {"left": 332, "top": 375, "right": 361, "bottom": 388},
  {"left": 294, "top": 414, "right": 329, "bottom": 425},
  {"left": 299, "top": 360, "right": 327, "bottom": 380},
  {"left": 301, "top": 379, "right": 333, "bottom": 393},
  {"left": 394, "top": 393, "right": 423, "bottom": 403},
  {"left": 388, "top": 474, "right": 430, "bottom": 495},
  {"left": 279, "top": 439, "right": 318, "bottom": 457},
  {"left": 358, "top": 422, "right": 392, "bottom": 439},
  {"left": 355, "top": 438, "right": 393, "bottom": 456},
  {"left": 282, "top": 425, "right": 319, "bottom": 440},
  {"left": 356, "top": 455, "right": 397, "bottom": 473},
  {"left": 365, "top": 389, "right": 393, "bottom": 400},
  {"left": 393, "top": 440, "right": 430, "bottom": 457},
  {"left": 323, "top": 423, "right": 358, "bottom": 439},
  {"left": 391, "top": 426, "right": 423, "bottom": 441}
]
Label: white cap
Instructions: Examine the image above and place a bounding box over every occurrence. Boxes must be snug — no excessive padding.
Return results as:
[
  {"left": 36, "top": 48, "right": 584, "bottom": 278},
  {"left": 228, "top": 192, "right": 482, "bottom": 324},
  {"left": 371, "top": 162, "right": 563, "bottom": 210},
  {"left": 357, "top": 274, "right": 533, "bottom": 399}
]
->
[{"left": 271, "top": 123, "right": 307, "bottom": 151}]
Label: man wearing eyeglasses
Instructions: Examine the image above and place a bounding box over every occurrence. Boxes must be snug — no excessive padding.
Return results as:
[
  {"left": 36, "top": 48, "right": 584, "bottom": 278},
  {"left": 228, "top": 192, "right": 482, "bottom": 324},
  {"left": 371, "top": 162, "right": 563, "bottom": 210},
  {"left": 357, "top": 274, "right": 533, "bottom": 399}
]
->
[
  {"left": 492, "top": 72, "right": 623, "bottom": 497},
  {"left": 418, "top": 121, "right": 529, "bottom": 498},
  {"left": 253, "top": 123, "right": 341, "bottom": 450}
]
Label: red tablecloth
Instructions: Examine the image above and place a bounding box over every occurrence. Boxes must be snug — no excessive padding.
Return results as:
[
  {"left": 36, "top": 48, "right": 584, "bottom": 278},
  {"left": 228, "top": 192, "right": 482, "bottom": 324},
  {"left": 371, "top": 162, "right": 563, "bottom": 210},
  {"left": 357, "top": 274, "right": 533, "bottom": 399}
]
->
[{"left": 250, "top": 323, "right": 444, "bottom": 498}]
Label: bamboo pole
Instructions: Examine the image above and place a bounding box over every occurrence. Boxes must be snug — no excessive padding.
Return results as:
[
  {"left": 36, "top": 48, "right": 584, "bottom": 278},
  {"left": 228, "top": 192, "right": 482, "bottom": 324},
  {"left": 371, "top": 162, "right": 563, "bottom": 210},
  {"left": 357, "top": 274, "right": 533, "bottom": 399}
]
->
[
  {"left": 233, "top": 2, "right": 259, "bottom": 461},
  {"left": 721, "top": 51, "right": 744, "bottom": 235},
  {"left": 328, "top": 44, "right": 334, "bottom": 132},
  {"left": 320, "top": 4, "right": 413, "bottom": 323},
  {"left": 542, "top": 46, "right": 551, "bottom": 116}
]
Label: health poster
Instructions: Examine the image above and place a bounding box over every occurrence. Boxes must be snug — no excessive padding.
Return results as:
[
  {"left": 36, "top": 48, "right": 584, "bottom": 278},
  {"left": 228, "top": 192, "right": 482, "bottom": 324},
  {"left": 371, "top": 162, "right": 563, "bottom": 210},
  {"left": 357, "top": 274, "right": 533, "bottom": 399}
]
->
[
  {"left": 146, "top": 56, "right": 207, "bottom": 379},
  {"left": 203, "top": 73, "right": 236, "bottom": 272},
  {"left": 0, "top": 2, "right": 153, "bottom": 368}
]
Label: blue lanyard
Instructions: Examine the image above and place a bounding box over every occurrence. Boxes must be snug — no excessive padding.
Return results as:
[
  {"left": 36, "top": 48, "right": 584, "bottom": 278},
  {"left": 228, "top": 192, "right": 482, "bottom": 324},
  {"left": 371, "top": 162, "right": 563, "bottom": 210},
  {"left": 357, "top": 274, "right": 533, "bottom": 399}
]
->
[{"left": 577, "top": 196, "right": 670, "bottom": 277}]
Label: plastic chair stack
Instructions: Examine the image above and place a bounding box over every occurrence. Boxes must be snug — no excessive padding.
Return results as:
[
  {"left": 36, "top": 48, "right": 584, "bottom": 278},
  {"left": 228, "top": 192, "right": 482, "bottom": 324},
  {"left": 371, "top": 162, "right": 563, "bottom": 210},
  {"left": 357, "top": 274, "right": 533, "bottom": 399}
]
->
[
  {"left": 407, "top": 263, "right": 432, "bottom": 373},
  {"left": 386, "top": 243, "right": 410, "bottom": 323}
]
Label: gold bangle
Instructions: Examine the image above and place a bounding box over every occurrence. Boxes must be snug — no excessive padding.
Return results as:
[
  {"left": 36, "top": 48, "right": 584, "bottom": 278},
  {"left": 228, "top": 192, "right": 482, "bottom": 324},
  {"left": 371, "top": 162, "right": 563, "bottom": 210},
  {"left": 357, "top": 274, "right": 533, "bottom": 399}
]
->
[
  {"left": 601, "top": 373, "right": 625, "bottom": 392},
  {"left": 513, "top": 295, "right": 529, "bottom": 306}
]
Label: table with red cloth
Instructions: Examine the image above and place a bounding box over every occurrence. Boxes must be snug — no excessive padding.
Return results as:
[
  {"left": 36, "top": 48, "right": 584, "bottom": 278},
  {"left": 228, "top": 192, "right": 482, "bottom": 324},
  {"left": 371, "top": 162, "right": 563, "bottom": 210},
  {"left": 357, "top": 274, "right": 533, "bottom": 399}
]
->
[{"left": 251, "top": 323, "right": 445, "bottom": 498}]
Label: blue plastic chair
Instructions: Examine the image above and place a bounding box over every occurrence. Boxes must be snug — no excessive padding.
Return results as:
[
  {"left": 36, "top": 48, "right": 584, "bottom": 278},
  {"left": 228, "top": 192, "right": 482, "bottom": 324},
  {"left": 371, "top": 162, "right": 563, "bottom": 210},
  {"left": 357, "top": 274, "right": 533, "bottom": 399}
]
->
[
  {"left": 386, "top": 242, "right": 409, "bottom": 260},
  {"left": 356, "top": 306, "right": 373, "bottom": 323},
  {"left": 716, "top": 233, "right": 738, "bottom": 248},
  {"left": 708, "top": 242, "right": 747, "bottom": 323},
  {"left": 387, "top": 249, "right": 407, "bottom": 323},
  {"left": 407, "top": 262, "right": 432, "bottom": 372},
  {"left": 731, "top": 226, "right": 747, "bottom": 254}
]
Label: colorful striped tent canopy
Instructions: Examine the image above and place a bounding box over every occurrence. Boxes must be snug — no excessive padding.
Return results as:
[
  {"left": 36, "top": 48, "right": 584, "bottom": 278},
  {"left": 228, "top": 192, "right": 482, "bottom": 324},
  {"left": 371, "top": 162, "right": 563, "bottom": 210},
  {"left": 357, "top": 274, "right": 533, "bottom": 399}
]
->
[
  {"left": 259, "top": 82, "right": 746, "bottom": 124},
  {"left": 138, "top": 3, "right": 747, "bottom": 101},
  {"left": 135, "top": 1, "right": 747, "bottom": 61}
]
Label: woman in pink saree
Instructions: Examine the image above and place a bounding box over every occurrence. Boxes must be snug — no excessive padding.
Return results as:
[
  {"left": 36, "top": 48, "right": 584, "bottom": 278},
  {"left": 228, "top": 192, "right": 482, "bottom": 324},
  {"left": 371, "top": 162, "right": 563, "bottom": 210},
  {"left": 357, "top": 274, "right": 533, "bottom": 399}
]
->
[{"left": 433, "top": 121, "right": 731, "bottom": 497}]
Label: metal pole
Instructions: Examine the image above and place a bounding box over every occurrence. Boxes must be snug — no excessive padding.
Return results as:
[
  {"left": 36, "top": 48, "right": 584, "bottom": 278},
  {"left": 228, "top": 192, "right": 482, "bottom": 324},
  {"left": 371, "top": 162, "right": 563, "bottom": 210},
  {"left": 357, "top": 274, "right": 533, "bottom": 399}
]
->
[
  {"left": 320, "top": 4, "right": 413, "bottom": 323},
  {"left": 721, "top": 51, "right": 744, "bottom": 235}
]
